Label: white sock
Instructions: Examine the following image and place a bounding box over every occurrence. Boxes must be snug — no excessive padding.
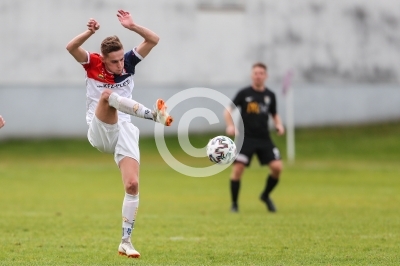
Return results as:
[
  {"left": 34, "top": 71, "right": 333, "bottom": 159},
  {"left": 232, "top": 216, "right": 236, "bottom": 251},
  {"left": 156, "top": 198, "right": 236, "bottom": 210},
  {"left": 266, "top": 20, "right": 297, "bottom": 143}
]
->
[
  {"left": 108, "top": 92, "right": 154, "bottom": 120},
  {"left": 121, "top": 193, "right": 139, "bottom": 240}
]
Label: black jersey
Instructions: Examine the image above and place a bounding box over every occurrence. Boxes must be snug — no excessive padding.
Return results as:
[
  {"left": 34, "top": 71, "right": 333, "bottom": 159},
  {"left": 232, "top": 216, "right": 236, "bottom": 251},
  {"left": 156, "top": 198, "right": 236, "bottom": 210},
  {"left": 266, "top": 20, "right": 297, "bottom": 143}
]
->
[{"left": 232, "top": 86, "right": 277, "bottom": 140}]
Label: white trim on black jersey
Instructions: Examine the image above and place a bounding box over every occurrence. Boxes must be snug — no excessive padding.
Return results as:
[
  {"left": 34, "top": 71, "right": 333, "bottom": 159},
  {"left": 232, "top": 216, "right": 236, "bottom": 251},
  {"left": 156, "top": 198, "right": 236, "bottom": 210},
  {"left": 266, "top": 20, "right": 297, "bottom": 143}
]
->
[{"left": 132, "top": 48, "right": 144, "bottom": 61}]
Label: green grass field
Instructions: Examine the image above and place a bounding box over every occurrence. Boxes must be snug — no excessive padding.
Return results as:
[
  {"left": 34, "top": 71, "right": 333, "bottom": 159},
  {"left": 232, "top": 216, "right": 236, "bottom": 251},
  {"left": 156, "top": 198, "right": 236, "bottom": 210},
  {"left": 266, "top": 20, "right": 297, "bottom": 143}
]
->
[{"left": 0, "top": 123, "right": 399, "bottom": 265}]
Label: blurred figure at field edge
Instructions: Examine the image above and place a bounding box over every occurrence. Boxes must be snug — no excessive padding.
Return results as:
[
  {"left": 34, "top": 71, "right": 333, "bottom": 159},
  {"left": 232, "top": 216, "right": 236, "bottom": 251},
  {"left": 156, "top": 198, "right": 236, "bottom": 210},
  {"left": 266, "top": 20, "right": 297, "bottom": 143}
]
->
[
  {"left": 0, "top": 115, "right": 5, "bottom": 129},
  {"left": 224, "top": 63, "right": 285, "bottom": 213}
]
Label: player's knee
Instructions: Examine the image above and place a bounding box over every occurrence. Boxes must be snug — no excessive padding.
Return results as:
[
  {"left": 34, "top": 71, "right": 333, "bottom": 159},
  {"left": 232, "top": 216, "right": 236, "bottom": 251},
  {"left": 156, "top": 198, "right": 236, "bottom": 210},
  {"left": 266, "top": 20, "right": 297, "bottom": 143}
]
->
[
  {"left": 270, "top": 160, "right": 283, "bottom": 176},
  {"left": 125, "top": 179, "right": 139, "bottom": 193},
  {"left": 100, "top": 89, "right": 113, "bottom": 100}
]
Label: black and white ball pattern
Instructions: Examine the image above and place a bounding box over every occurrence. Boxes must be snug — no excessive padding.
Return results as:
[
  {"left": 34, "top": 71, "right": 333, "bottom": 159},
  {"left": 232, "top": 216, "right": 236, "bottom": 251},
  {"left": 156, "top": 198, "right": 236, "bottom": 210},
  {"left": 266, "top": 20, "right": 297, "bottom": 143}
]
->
[{"left": 207, "top": 136, "right": 237, "bottom": 165}]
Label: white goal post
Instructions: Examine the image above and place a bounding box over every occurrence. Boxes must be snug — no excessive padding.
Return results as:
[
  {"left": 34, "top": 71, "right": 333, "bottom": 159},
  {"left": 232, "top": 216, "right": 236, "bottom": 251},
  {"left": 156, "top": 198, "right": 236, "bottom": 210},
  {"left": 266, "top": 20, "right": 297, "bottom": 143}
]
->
[{"left": 282, "top": 70, "right": 295, "bottom": 164}]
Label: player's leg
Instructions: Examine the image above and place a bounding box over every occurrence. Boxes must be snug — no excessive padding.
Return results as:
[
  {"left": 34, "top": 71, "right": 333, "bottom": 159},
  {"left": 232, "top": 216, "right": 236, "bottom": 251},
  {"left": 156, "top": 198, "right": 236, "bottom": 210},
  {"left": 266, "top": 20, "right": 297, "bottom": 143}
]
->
[
  {"left": 263, "top": 159, "right": 283, "bottom": 197},
  {"left": 258, "top": 145, "right": 282, "bottom": 212},
  {"left": 118, "top": 157, "right": 141, "bottom": 258},
  {"left": 229, "top": 162, "right": 246, "bottom": 212},
  {"left": 108, "top": 92, "right": 173, "bottom": 126},
  {"left": 230, "top": 138, "right": 254, "bottom": 212},
  {"left": 95, "top": 89, "right": 119, "bottom": 124},
  {"left": 120, "top": 158, "right": 140, "bottom": 234},
  {"left": 114, "top": 122, "right": 141, "bottom": 258}
]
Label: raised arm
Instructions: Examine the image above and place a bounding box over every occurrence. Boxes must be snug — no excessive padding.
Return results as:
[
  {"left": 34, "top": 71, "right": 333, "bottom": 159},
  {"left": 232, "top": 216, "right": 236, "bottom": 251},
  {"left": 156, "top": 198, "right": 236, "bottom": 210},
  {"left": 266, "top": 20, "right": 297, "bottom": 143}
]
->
[
  {"left": 117, "top": 10, "right": 160, "bottom": 58},
  {"left": 66, "top": 18, "right": 100, "bottom": 63}
]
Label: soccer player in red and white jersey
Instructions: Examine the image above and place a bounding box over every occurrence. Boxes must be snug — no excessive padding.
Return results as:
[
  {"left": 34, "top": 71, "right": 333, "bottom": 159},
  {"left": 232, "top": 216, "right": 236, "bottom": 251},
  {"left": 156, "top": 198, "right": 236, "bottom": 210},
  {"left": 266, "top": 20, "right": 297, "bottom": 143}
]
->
[{"left": 66, "top": 10, "right": 172, "bottom": 258}]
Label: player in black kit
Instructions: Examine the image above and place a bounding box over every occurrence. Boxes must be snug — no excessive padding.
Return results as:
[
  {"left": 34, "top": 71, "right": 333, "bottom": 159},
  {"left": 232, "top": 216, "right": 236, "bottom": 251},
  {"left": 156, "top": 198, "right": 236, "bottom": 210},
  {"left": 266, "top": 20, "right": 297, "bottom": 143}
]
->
[{"left": 224, "top": 62, "right": 285, "bottom": 213}]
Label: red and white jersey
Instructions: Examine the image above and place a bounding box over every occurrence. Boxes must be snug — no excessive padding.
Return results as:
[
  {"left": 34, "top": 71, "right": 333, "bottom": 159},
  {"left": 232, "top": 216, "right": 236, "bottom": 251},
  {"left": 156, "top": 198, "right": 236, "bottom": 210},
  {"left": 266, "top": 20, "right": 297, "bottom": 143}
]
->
[{"left": 81, "top": 48, "right": 143, "bottom": 125}]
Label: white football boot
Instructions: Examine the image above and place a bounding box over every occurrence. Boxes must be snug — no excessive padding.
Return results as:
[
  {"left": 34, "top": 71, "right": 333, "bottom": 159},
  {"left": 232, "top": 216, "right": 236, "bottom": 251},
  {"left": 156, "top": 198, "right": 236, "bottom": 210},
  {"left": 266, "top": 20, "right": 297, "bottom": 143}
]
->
[
  {"left": 153, "top": 99, "right": 173, "bottom": 126},
  {"left": 118, "top": 238, "right": 140, "bottom": 258}
]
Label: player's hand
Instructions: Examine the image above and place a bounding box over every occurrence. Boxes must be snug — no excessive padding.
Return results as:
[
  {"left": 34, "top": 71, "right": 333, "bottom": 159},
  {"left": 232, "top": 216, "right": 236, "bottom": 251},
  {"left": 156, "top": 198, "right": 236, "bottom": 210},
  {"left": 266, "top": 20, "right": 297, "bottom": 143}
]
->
[
  {"left": 226, "top": 125, "right": 237, "bottom": 136},
  {"left": 117, "top": 10, "right": 135, "bottom": 29},
  {"left": 276, "top": 124, "right": 285, "bottom": 136},
  {"left": 87, "top": 18, "right": 100, "bottom": 33},
  {"left": 0, "top": 115, "right": 5, "bottom": 129}
]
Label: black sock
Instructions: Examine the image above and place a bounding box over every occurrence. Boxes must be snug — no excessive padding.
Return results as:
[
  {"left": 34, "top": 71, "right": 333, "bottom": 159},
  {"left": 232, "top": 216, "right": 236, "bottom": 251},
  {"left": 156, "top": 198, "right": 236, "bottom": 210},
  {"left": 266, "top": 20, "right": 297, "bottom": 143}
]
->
[
  {"left": 263, "top": 175, "right": 279, "bottom": 197},
  {"left": 230, "top": 180, "right": 241, "bottom": 206}
]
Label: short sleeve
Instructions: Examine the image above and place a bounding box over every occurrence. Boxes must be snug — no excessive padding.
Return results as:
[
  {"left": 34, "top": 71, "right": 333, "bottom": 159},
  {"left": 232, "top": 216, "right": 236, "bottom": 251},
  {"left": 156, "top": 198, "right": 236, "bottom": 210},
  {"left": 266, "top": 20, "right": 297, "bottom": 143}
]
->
[
  {"left": 269, "top": 93, "right": 277, "bottom": 116},
  {"left": 82, "top": 52, "right": 102, "bottom": 71},
  {"left": 124, "top": 48, "right": 143, "bottom": 74},
  {"left": 231, "top": 90, "right": 244, "bottom": 108}
]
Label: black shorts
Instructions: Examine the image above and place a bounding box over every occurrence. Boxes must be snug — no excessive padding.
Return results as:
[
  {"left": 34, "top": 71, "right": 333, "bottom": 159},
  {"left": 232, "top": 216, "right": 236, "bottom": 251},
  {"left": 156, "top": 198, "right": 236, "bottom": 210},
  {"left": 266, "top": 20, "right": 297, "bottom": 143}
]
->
[{"left": 235, "top": 137, "right": 281, "bottom": 167}]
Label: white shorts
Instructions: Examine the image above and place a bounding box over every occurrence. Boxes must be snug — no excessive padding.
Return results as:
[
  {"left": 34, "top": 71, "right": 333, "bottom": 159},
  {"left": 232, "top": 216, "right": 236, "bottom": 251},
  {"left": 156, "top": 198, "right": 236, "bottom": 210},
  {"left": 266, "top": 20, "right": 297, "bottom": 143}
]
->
[{"left": 87, "top": 116, "right": 140, "bottom": 166}]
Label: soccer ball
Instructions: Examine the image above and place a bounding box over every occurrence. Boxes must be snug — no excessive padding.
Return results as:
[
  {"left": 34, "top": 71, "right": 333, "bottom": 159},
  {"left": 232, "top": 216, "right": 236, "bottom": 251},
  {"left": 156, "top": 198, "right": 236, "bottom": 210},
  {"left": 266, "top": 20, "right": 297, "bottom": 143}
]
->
[{"left": 206, "top": 135, "right": 237, "bottom": 165}]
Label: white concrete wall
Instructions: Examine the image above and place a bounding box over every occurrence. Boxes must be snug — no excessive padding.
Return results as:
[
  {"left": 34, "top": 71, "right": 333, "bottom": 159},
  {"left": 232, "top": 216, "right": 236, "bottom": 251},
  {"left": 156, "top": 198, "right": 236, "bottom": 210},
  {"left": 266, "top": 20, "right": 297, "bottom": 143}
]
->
[
  {"left": 0, "top": 0, "right": 399, "bottom": 138},
  {"left": 0, "top": 0, "right": 399, "bottom": 86}
]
